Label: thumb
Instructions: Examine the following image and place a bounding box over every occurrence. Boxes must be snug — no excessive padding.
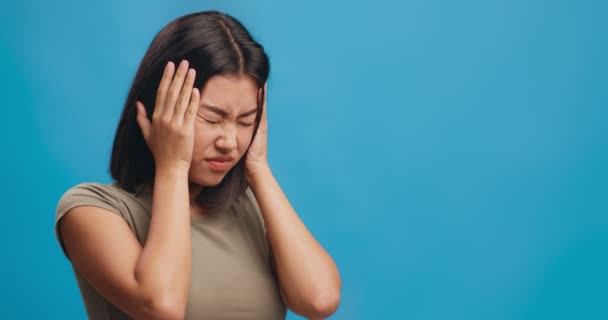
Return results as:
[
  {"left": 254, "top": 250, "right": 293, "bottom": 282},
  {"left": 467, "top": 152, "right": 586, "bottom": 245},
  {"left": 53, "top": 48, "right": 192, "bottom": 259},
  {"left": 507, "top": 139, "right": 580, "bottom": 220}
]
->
[{"left": 135, "top": 101, "right": 151, "bottom": 142}]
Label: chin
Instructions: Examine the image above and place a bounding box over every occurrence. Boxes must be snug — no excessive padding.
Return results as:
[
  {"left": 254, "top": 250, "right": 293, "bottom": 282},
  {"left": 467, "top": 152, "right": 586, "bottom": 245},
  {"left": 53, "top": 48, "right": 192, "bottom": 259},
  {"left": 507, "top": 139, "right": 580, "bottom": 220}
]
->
[
  {"left": 188, "top": 167, "right": 228, "bottom": 187},
  {"left": 188, "top": 160, "right": 241, "bottom": 187},
  {"left": 189, "top": 174, "right": 225, "bottom": 187}
]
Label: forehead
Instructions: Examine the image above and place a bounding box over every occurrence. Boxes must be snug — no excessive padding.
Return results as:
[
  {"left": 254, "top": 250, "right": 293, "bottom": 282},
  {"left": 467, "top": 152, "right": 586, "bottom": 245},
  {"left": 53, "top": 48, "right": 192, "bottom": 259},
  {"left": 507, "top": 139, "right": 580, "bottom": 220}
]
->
[{"left": 200, "top": 74, "right": 258, "bottom": 112}]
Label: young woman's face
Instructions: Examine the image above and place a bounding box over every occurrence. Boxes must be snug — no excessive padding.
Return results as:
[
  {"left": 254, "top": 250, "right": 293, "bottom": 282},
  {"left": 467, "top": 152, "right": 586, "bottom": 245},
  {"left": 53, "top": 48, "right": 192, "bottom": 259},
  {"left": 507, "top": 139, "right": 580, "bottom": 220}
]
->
[{"left": 189, "top": 74, "right": 259, "bottom": 186}]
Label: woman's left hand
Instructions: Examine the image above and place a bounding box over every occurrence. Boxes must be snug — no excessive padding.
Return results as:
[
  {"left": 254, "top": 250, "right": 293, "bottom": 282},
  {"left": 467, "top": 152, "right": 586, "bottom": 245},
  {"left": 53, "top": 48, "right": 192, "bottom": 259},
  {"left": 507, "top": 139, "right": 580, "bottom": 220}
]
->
[{"left": 245, "top": 83, "right": 270, "bottom": 178}]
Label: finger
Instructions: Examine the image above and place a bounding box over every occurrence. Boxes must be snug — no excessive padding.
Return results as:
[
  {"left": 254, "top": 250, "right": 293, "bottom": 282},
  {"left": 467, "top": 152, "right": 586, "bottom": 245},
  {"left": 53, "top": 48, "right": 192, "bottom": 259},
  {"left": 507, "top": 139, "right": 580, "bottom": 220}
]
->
[
  {"left": 135, "top": 101, "right": 151, "bottom": 142},
  {"left": 184, "top": 88, "right": 200, "bottom": 125},
  {"left": 154, "top": 61, "right": 175, "bottom": 116},
  {"left": 162, "top": 60, "right": 189, "bottom": 118},
  {"left": 173, "top": 68, "right": 196, "bottom": 122}
]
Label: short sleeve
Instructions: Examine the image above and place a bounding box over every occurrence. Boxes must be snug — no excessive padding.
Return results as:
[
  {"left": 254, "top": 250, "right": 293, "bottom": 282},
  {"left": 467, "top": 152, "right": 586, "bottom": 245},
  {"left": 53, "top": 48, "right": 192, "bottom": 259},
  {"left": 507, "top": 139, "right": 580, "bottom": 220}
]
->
[{"left": 54, "top": 183, "right": 124, "bottom": 260}]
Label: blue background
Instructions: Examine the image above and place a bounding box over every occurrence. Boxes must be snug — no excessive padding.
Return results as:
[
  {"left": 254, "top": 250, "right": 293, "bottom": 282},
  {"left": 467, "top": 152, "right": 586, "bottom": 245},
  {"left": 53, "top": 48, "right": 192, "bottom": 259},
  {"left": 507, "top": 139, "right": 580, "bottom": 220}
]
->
[{"left": 1, "top": 0, "right": 607, "bottom": 319}]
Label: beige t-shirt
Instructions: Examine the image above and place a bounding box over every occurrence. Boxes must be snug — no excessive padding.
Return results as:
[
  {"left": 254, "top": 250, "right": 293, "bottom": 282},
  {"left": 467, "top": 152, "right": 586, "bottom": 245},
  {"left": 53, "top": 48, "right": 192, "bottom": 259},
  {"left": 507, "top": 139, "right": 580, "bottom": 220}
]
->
[{"left": 54, "top": 182, "right": 286, "bottom": 320}]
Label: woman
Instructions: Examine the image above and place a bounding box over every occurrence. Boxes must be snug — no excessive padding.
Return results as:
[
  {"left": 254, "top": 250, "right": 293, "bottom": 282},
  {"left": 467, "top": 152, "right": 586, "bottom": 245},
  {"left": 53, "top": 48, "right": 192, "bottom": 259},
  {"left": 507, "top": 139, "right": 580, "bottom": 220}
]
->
[{"left": 54, "top": 11, "right": 341, "bottom": 320}]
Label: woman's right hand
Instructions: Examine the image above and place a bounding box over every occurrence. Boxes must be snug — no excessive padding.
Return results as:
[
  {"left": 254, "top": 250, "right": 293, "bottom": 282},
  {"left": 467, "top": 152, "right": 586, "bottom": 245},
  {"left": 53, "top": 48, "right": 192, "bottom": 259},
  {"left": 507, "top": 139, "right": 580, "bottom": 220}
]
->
[{"left": 135, "top": 60, "right": 200, "bottom": 171}]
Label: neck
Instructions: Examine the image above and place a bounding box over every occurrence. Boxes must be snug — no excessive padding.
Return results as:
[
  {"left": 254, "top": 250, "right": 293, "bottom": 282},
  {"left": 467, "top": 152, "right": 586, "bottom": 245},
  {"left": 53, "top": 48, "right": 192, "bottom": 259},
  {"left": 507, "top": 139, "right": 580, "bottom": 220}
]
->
[{"left": 188, "top": 182, "right": 204, "bottom": 206}]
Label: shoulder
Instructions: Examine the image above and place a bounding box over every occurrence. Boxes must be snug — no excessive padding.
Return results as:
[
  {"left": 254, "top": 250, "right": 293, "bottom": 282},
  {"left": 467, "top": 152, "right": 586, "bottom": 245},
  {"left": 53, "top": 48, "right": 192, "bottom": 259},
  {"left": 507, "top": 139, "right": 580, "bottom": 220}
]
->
[
  {"left": 56, "top": 182, "right": 122, "bottom": 218},
  {"left": 54, "top": 182, "right": 150, "bottom": 259},
  {"left": 55, "top": 182, "right": 150, "bottom": 226},
  {"left": 233, "top": 187, "right": 267, "bottom": 233},
  {"left": 54, "top": 182, "right": 121, "bottom": 259}
]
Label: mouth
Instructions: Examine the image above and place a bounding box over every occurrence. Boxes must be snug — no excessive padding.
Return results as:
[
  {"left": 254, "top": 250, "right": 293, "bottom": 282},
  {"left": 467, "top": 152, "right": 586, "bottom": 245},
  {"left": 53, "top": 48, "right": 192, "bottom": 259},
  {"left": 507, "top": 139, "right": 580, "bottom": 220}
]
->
[{"left": 206, "top": 157, "right": 234, "bottom": 172}]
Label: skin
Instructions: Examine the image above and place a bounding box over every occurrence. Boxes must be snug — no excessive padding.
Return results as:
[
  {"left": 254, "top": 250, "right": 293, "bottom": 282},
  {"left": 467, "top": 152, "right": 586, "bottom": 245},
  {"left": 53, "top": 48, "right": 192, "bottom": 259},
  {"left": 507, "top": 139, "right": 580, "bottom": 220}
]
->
[
  {"left": 59, "top": 60, "right": 341, "bottom": 320},
  {"left": 186, "top": 72, "right": 259, "bottom": 213}
]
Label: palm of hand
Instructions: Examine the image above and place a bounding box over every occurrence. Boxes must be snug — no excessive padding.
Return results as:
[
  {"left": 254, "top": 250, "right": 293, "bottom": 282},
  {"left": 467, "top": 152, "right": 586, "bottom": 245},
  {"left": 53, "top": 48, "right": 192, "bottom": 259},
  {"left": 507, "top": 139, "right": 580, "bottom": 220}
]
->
[{"left": 245, "top": 84, "right": 269, "bottom": 173}]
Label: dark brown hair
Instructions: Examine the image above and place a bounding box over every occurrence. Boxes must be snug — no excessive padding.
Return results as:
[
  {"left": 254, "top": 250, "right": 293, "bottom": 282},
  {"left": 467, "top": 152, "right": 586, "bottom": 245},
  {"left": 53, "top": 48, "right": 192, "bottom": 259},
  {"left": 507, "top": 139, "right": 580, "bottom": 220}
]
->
[{"left": 110, "top": 11, "right": 270, "bottom": 212}]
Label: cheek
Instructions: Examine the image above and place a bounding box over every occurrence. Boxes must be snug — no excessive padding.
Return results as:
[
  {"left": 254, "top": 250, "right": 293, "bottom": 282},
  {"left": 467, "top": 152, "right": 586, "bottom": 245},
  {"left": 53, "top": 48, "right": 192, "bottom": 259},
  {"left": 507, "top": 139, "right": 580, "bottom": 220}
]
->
[{"left": 192, "top": 124, "right": 214, "bottom": 155}]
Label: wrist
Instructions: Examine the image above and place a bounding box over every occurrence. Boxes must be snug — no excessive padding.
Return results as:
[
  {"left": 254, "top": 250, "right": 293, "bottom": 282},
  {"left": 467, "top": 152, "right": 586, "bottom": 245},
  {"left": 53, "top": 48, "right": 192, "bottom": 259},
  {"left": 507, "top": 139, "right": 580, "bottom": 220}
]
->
[
  {"left": 155, "top": 163, "right": 190, "bottom": 179},
  {"left": 246, "top": 163, "right": 273, "bottom": 185}
]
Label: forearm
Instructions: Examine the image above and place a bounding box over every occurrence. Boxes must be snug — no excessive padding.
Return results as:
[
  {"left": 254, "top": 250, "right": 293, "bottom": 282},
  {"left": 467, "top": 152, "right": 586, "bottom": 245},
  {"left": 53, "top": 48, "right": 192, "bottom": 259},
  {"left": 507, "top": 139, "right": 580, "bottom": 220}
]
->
[
  {"left": 134, "top": 166, "right": 192, "bottom": 310},
  {"left": 248, "top": 166, "right": 341, "bottom": 318}
]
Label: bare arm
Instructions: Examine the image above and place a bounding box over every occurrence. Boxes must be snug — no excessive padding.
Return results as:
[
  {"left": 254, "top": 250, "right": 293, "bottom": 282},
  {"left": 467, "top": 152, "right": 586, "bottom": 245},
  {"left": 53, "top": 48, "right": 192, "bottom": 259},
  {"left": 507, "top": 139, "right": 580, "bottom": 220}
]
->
[
  {"left": 133, "top": 166, "right": 192, "bottom": 316},
  {"left": 248, "top": 167, "right": 342, "bottom": 320},
  {"left": 244, "top": 84, "right": 341, "bottom": 319},
  {"left": 59, "top": 60, "right": 200, "bottom": 319},
  {"left": 60, "top": 168, "right": 191, "bottom": 319}
]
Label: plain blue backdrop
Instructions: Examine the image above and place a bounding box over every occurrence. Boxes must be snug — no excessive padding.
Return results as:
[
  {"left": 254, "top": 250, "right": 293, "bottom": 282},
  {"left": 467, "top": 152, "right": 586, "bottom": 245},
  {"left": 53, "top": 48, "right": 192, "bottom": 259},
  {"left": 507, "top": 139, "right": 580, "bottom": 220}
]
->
[{"left": 1, "top": 0, "right": 607, "bottom": 319}]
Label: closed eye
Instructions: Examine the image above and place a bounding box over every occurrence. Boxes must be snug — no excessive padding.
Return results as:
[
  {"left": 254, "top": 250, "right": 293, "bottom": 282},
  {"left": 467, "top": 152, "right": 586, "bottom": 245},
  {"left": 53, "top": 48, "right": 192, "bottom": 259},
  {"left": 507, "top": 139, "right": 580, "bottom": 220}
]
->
[{"left": 204, "top": 118, "right": 220, "bottom": 124}]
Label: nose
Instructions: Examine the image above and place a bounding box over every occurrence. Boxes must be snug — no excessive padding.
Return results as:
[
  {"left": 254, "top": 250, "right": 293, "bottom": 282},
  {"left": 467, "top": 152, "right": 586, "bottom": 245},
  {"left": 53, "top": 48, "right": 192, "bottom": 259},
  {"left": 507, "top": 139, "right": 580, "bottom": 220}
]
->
[{"left": 215, "top": 124, "right": 238, "bottom": 152}]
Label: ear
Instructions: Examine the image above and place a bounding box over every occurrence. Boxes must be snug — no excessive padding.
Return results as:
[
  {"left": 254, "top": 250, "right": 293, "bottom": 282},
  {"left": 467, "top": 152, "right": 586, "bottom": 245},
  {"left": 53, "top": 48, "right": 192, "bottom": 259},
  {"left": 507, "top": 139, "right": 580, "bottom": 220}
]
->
[{"left": 257, "top": 86, "right": 264, "bottom": 104}]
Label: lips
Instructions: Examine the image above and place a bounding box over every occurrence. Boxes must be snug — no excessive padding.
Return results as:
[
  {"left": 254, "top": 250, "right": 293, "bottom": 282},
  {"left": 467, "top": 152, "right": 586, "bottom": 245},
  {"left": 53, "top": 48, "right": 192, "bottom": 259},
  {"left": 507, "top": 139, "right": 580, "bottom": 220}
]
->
[
  {"left": 206, "top": 156, "right": 234, "bottom": 171},
  {"left": 207, "top": 156, "right": 234, "bottom": 162}
]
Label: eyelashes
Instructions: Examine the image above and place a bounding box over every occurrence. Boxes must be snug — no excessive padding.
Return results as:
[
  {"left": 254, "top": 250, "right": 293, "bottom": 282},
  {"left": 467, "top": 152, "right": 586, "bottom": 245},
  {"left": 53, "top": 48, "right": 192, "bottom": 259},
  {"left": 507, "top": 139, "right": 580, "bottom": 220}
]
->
[{"left": 203, "top": 118, "right": 253, "bottom": 127}]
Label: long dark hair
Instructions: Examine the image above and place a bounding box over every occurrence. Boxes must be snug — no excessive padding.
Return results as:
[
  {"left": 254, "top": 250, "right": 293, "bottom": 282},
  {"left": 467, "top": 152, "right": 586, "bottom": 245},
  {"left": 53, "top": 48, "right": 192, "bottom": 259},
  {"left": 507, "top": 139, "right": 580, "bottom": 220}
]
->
[{"left": 110, "top": 11, "right": 270, "bottom": 212}]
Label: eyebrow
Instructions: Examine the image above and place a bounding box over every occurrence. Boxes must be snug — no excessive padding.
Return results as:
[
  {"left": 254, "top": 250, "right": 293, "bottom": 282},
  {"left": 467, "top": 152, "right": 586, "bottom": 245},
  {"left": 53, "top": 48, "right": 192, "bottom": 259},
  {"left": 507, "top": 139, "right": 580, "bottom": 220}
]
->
[{"left": 201, "top": 104, "right": 257, "bottom": 118}]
